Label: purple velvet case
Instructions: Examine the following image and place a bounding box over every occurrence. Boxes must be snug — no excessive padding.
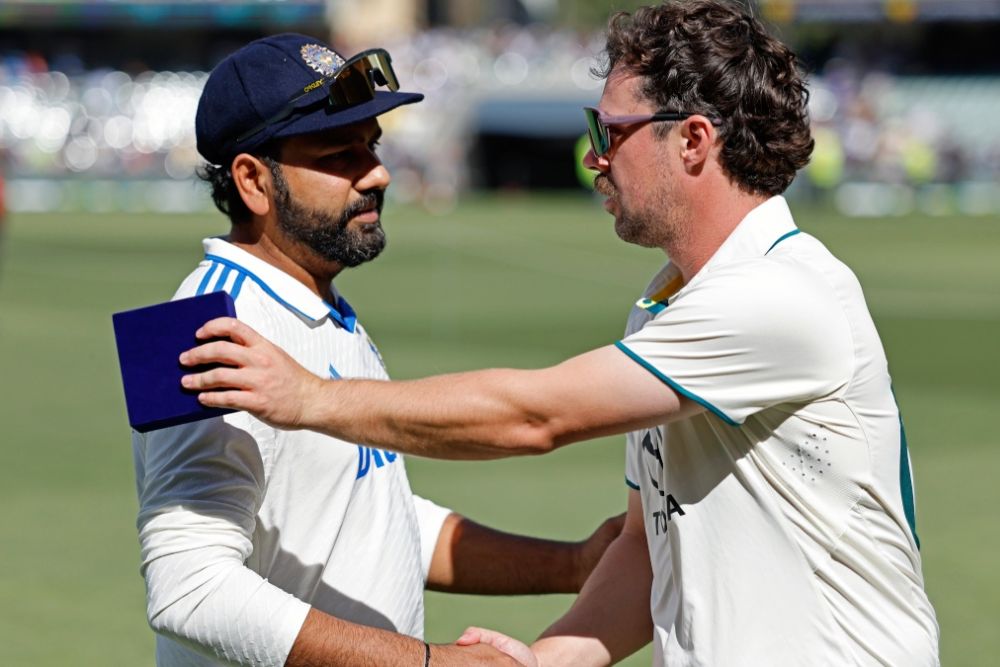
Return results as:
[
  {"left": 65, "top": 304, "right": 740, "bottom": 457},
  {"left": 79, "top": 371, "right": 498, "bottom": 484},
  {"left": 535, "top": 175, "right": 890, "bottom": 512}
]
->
[{"left": 113, "top": 291, "right": 237, "bottom": 432}]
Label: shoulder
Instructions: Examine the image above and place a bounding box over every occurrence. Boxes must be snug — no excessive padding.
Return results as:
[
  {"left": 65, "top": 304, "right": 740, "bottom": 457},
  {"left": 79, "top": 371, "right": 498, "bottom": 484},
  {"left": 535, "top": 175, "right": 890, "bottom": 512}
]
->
[
  {"left": 171, "top": 258, "right": 215, "bottom": 300},
  {"left": 691, "top": 251, "right": 843, "bottom": 320},
  {"left": 659, "top": 255, "right": 853, "bottom": 365},
  {"left": 170, "top": 257, "right": 284, "bottom": 331}
]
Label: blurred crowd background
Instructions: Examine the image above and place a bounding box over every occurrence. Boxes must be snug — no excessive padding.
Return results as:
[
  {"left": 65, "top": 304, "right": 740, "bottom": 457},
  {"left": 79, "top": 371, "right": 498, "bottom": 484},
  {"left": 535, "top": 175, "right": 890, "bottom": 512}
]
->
[{"left": 1, "top": 0, "right": 999, "bottom": 217}]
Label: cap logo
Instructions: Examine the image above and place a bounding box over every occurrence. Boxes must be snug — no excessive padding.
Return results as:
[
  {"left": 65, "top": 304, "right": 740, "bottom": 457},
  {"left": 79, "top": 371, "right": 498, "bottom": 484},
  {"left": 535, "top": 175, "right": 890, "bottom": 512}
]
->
[{"left": 301, "top": 43, "right": 345, "bottom": 77}]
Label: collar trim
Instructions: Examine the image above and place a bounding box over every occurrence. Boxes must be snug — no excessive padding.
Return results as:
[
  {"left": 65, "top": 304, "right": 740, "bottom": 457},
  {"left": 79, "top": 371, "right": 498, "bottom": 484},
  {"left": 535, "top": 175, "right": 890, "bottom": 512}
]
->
[
  {"left": 200, "top": 240, "right": 357, "bottom": 332},
  {"left": 765, "top": 229, "right": 801, "bottom": 255}
]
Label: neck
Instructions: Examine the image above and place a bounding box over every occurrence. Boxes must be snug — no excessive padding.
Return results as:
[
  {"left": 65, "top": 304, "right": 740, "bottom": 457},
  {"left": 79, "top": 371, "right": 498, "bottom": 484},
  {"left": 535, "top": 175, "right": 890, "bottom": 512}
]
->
[
  {"left": 666, "top": 188, "right": 770, "bottom": 284},
  {"left": 228, "top": 223, "right": 342, "bottom": 303}
]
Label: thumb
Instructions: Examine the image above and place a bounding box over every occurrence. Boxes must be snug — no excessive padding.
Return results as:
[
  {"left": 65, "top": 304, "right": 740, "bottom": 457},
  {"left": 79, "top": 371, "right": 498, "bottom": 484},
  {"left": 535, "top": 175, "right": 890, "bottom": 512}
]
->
[{"left": 456, "top": 627, "right": 483, "bottom": 646}]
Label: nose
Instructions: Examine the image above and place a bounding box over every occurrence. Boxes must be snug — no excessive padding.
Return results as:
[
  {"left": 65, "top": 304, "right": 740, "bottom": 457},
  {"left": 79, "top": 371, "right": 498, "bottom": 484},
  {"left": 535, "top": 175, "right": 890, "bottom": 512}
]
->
[
  {"left": 357, "top": 150, "right": 391, "bottom": 191},
  {"left": 582, "top": 147, "right": 609, "bottom": 173}
]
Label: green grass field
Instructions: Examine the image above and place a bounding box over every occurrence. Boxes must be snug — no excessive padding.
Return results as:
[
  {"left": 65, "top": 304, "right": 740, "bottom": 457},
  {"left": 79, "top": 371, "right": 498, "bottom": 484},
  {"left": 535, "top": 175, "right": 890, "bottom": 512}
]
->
[{"left": 0, "top": 194, "right": 997, "bottom": 665}]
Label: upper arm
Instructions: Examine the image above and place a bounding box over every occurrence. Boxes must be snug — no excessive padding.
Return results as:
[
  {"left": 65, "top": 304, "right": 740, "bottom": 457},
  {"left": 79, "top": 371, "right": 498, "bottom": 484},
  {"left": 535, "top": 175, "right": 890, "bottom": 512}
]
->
[
  {"left": 133, "top": 416, "right": 267, "bottom": 618},
  {"left": 525, "top": 345, "right": 703, "bottom": 449},
  {"left": 134, "top": 415, "right": 266, "bottom": 543}
]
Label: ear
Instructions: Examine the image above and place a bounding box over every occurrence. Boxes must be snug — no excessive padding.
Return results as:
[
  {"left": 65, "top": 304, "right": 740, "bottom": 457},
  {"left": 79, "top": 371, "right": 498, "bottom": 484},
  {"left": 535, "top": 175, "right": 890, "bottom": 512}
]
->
[
  {"left": 230, "top": 153, "right": 274, "bottom": 217},
  {"left": 678, "top": 115, "right": 719, "bottom": 171}
]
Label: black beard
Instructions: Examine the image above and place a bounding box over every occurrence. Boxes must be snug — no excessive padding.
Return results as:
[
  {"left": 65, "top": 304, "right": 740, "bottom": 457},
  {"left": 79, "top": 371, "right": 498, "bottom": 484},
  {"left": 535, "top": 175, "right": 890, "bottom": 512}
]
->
[{"left": 273, "top": 176, "right": 387, "bottom": 268}]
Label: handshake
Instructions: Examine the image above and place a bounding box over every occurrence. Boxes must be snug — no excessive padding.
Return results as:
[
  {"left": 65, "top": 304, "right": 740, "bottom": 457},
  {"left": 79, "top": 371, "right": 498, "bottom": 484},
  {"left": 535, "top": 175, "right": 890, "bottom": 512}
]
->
[{"left": 445, "top": 628, "right": 538, "bottom": 666}]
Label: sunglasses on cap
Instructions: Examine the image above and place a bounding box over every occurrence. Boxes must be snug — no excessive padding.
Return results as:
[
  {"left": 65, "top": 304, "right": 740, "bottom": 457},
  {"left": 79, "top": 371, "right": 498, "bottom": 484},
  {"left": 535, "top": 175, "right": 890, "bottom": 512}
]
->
[
  {"left": 583, "top": 106, "right": 722, "bottom": 158},
  {"left": 236, "top": 48, "right": 400, "bottom": 144}
]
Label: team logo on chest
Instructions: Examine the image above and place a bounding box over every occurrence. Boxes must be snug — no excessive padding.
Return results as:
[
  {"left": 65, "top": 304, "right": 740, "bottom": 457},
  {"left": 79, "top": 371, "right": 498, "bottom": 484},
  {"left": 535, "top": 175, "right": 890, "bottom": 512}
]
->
[
  {"left": 329, "top": 363, "right": 399, "bottom": 479},
  {"left": 356, "top": 445, "right": 397, "bottom": 479},
  {"left": 640, "top": 429, "right": 685, "bottom": 535}
]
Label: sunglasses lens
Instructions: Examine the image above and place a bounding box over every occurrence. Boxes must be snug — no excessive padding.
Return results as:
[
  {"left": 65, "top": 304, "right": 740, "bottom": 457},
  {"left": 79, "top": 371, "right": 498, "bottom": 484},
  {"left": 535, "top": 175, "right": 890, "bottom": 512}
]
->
[
  {"left": 584, "top": 108, "right": 609, "bottom": 156},
  {"left": 327, "top": 67, "right": 368, "bottom": 107},
  {"left": 366, "top": 51, "right": 399, "bottom": 91},
  {"left": 327, "top": 50, "right": 400, "bottom": 108}
]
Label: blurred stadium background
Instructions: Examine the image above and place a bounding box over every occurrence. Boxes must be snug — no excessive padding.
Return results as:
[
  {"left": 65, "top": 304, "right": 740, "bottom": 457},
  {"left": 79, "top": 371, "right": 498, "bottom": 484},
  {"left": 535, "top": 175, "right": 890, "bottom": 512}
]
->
[{"left": 0, "top": 1, "right": 997, "bottom": 665}]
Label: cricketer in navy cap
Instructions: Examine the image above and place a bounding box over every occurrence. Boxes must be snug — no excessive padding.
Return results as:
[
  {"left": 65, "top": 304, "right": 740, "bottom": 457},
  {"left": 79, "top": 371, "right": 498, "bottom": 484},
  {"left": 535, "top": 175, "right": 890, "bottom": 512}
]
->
[
  {"left": 133, "top": 29, "right": 623, "bottom": 667},
  {"left": 195, "top": 33, "right": 423, "bottom": 166}
]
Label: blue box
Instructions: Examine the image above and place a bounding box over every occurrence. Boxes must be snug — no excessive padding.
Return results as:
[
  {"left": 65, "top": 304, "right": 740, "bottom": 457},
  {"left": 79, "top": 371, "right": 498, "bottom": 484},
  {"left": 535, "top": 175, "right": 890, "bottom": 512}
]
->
[{"left": 113, "top": 291, "right": 237, "bottom": 432}]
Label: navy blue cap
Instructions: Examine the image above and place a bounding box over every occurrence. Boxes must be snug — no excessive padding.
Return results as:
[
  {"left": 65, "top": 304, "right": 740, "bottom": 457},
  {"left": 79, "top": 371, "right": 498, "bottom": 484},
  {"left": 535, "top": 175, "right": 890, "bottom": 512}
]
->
[{"left": 196, "top": 33, "right": 423, "bottom": 165}]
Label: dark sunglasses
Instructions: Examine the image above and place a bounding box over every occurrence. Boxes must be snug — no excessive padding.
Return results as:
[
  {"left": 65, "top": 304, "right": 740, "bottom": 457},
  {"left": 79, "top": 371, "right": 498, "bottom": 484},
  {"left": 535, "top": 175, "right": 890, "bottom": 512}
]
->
[
  {"left": 583, "top": 106, "right": 721, "bottom": 158},
  {"left": 236, "top": 48, "right": 400, "bottom": 144}
]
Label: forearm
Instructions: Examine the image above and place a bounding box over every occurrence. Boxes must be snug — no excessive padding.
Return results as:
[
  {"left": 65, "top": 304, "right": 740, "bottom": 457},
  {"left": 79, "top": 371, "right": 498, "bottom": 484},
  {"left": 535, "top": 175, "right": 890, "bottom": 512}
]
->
[
  {"left": 290, "top": 608, "right": 522, "bottom": 667},
  {"left": 300, "top": 346, "right": 682, "bottom": 460},
  {"left": 287, "top": 608, "right": 424, "bottom": 667},
  {"left": 426, "top": 514, "right": 585, "bottom": 595},
  {"left": 531, "top": 531, "right": 653, "bottom": 666},
  {"left": 185, "top": 327, "right": 689, "bottom": 460},
  {"left": 529, "top": 492, "right": 653, "bottom": 667},
  {"left": 304, "top": 369, "right": 560, "bottom": 460},
  {"left": 143, "top": 544, "right": 310, "bottom": 665},
  {"left": 146, "top": 544, "right": 511, "bottom": 667}
]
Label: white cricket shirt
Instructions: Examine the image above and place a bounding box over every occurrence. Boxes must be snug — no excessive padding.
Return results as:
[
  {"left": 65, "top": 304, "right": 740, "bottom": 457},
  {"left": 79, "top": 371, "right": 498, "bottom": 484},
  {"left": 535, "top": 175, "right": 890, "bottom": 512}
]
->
[
  {"left": 132, "top": 237, "right": 451, "bottom": 667},
  {"left": 619, "top": 197, "right": 939, "bottom": 666}
]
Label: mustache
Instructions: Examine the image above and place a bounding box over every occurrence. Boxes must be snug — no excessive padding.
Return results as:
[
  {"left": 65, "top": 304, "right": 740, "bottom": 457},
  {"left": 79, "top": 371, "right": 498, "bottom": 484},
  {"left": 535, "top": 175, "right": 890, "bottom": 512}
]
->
[
  {"left": 343, "top": 189, "right": 385, "bottom": 221},
  {"left": 593, "top": 174, "right": 616, "bottom": 197}
]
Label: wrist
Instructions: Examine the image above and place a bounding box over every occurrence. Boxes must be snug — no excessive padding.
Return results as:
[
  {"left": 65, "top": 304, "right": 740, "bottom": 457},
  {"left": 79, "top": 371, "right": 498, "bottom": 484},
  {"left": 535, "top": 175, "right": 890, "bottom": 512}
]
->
[{"left": 299, "top": 374, "right": 334, "bottom": 431}]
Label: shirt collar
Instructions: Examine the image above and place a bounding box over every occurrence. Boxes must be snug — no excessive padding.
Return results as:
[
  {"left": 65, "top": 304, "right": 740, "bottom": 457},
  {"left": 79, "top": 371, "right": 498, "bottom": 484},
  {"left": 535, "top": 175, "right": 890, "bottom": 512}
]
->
[
  {"left": 202, "top": 237, "right": 357, "bottom": 331},
  {"left": 635, "top": 196, "right": 799, "bottom": 312},
  {"left": 696, "top": 195, "right": 799, "bottom": 276}
]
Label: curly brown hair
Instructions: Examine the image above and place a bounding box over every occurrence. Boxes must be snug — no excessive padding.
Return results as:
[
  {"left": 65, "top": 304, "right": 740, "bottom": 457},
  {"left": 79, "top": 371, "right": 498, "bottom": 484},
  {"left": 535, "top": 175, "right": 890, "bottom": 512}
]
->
[{"left": 597, "top": 0, "right": 814, "bottom": 196}]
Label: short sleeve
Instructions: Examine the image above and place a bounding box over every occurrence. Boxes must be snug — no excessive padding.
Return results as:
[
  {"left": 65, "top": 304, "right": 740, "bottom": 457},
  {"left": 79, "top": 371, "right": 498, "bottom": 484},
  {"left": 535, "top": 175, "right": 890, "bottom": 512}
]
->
[
  {"left": 411, "top": 494, "right": 454, "bottom": 581},
  {"left": 617, "top": 261, "right": 853, "bottom": 425}
]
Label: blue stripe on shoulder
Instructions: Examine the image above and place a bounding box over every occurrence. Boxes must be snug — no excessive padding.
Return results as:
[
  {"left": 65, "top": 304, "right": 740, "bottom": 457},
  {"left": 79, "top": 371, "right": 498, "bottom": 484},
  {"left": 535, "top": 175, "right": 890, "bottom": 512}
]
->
[
  {"left": 230, "top": 272, "right": 248, "bottom": 301},
  {"left": 212, "top": 265, "right": 233, "bottom": 292},
  {"left": 205, "top": 254, "right": 315, "bottom": 322},
  {"left": 195, "top": 262, "right": 219, "bottom": 296},
  {"left": 614, "top": 341, "right": 739, "bottom": 427},
  {"left": 204, "top": 253, "right": 356, "bottom": 332}
]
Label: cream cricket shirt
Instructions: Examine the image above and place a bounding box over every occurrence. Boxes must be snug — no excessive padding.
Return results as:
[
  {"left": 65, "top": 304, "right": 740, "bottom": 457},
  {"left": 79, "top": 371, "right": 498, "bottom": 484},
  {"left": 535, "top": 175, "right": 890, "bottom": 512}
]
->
[
  {"left": 619, "top": 197, "right": 939, "bottom": 666},
  {"left": 132, "top": 238, "right": 450, "bottom": 667}
]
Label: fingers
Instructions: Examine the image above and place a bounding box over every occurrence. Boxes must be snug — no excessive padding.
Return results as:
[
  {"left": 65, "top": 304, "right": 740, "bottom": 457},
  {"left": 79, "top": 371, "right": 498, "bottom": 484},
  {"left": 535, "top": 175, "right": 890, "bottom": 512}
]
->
[
  {"left": 456, "top": 628, "right": 536, "bottom": 666},
  {"left": 181, "top": 366, "right": 247, "bottom": 391},
  {"left": 180, "top": 340, "right": 255, "bottom": 369},
  {"left": 196, "top": 389, "right": 256, "bottom": 411},
  {"left": 194, "top": 317, "right": 259, "bottom": 345},
  {"left": 456, "top": 627, "right": 483, "bottom": 646},
  {"left": 458, "top": 628, "right": 516, "bottom": 652}
]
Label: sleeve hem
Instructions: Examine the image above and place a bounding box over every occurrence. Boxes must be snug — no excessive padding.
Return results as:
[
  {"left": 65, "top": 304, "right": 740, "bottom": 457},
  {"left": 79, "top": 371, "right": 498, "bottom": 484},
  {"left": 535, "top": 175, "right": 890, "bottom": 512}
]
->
[
  {"left": 614, "top": 341, "right": 741, "bottom": 427},
  {"left": 411, "top": 495, "right": 454, "bottom": 581},
  {"left": 625, "top": 476, "right": 640, "bottom": 490}
]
